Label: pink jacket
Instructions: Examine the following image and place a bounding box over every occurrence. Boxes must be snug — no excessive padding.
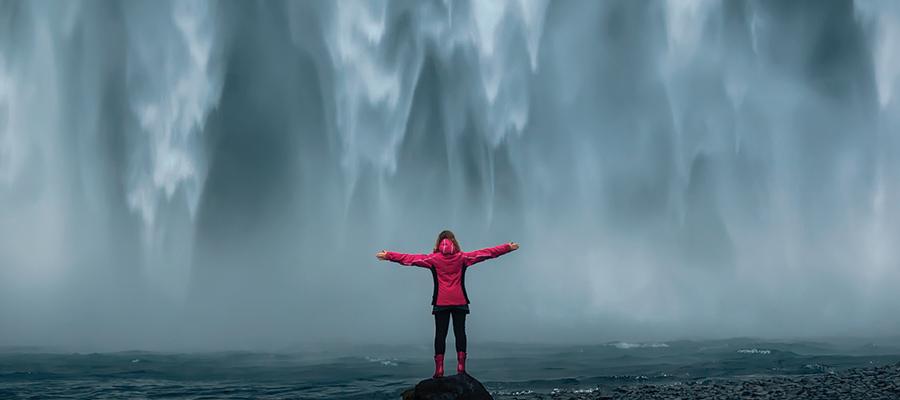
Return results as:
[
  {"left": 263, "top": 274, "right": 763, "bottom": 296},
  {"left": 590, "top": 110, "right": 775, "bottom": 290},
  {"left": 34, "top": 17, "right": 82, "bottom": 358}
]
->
[{"left": 385, "top": 239, "right": 515, "bottom": 306}]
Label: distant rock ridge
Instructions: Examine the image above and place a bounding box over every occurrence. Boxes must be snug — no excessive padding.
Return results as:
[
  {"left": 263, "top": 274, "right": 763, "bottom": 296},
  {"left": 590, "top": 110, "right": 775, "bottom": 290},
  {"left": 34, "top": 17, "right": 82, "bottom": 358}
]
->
[{"left": 401, "top": 373, "right": 493, "bottom": 400}]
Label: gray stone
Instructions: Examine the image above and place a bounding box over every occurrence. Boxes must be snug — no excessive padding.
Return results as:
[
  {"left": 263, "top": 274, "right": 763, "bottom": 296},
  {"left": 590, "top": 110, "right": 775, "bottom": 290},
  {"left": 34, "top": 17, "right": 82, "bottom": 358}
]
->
[{"left": 401, "top": 373, "right": 493, "bottom": 400}]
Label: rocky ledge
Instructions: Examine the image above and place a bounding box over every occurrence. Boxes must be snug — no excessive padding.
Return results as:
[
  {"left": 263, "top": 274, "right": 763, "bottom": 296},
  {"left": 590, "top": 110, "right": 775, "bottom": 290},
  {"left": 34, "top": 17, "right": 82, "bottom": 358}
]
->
[{"left": 402, "top": 372, "right": 494, "bottom": 400}]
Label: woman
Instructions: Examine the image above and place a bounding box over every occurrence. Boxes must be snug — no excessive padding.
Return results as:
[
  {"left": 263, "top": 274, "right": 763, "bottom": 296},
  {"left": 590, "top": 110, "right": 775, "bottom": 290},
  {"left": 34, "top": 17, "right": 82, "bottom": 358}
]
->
[{"left": 376, "top": 230, "right": 519, "bottom": 378}]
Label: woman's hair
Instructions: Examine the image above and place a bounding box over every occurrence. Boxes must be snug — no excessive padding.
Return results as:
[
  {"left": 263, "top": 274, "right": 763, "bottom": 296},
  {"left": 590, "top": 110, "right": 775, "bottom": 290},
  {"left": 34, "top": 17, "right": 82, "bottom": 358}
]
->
[{"left": 433, "top": 230, "right": 462, "bottom": 253}]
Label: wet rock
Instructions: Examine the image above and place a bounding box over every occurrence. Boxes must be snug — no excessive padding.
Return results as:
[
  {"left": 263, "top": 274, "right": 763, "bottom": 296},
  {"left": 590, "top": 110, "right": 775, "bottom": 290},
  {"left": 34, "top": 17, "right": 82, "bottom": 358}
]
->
[
  {"left": 401, "top": 373, "right": 493, "bottom": 400},
  {"left": 445, "top": 362, "right": 900, "bottom": 399}
]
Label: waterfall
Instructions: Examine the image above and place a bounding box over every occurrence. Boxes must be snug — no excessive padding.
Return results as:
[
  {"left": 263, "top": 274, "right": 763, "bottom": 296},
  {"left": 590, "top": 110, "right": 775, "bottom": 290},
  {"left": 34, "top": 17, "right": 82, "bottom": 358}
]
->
[{"left": 0, "top": 0, "right": 898, "bottom": 350}]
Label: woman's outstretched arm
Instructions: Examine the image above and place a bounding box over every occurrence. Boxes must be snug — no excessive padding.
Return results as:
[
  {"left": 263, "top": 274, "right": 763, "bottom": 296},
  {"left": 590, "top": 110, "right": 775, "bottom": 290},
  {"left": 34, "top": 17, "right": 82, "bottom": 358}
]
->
[
  {"left": 376, "top": 250, "right": 434, "bottom": 268},
  {"left": 462, "top": 242, "right": 519, "bottom": 267}
]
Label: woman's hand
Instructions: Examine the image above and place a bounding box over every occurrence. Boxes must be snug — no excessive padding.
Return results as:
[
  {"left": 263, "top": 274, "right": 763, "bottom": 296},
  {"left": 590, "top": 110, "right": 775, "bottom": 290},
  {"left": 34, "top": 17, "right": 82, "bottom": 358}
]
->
[
  {"left": 376, "top": 250, "right": 387, "bottom": 260},
  {"left": 509, "top": 242, "right": 519, "bottom": 250}
]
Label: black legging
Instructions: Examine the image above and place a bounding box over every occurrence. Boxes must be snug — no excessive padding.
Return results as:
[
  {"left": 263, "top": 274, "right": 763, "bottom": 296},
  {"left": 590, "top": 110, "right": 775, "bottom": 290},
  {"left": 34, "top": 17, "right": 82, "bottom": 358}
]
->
[{"left": 434, "top": 309, "right": 466, "bottom": 354}]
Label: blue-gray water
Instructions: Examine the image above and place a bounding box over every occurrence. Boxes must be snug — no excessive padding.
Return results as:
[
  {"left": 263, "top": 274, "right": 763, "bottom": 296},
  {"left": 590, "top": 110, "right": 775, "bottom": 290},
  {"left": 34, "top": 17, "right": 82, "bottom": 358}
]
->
[{"left": 4, "top": 338, "right": 900, "bottom": 399}]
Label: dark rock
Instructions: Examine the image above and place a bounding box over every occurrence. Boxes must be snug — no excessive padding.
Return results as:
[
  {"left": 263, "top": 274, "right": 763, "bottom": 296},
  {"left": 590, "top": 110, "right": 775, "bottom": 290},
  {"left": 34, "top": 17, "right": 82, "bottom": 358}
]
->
[{"left": 401, "top": 373, "right": 493, "bottom": 400}]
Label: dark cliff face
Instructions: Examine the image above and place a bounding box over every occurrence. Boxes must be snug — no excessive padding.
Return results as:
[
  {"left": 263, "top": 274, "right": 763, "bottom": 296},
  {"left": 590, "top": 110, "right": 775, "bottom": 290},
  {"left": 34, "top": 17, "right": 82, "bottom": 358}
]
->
[{"left": 402, "top": 373, "right": 493, "bottom": 400}]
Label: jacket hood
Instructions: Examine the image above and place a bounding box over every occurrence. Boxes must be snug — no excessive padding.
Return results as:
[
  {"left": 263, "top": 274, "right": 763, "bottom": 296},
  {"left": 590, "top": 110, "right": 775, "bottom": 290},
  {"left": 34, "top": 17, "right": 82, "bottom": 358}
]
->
[{"left": 438, "top": 238, "right": 458, "bottom": 255}]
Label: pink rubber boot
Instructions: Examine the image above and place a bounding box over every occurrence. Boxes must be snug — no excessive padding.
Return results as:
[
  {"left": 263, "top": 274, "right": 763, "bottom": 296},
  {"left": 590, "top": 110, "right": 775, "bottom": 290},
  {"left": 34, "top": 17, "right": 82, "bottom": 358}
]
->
[
  {"left": 433, "top": 354, "right": 444, "bottom": 378},
  {"left": 457, "top": 351, "right": 466, "bottom": 374}
]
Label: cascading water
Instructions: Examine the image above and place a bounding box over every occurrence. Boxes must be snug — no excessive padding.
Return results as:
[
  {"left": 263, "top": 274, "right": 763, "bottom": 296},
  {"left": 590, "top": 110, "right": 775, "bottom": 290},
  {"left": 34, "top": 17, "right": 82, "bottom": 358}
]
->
[{"left": 0, "top": 0, "right": 898, "bottom": 351}]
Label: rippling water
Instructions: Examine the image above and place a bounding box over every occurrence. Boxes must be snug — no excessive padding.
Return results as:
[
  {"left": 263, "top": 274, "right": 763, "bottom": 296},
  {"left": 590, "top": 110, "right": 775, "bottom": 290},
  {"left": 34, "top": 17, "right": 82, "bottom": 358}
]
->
[{"left": 3, "top": 338, "right": 900, "bottom": 399}]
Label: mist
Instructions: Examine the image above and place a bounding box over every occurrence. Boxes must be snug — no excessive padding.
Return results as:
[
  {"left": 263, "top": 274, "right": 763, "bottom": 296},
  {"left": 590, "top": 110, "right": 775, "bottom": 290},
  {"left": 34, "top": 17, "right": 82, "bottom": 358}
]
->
[{"left": 1, "top": 0, "right": 899, "bottom": 352}]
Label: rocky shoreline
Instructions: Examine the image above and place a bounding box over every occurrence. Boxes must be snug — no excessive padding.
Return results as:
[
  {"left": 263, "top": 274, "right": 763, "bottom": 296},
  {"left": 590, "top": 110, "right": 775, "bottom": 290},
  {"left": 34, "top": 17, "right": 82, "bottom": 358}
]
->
[{"left": 493, "top": 362, "right": 900, "bottom": 400}]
